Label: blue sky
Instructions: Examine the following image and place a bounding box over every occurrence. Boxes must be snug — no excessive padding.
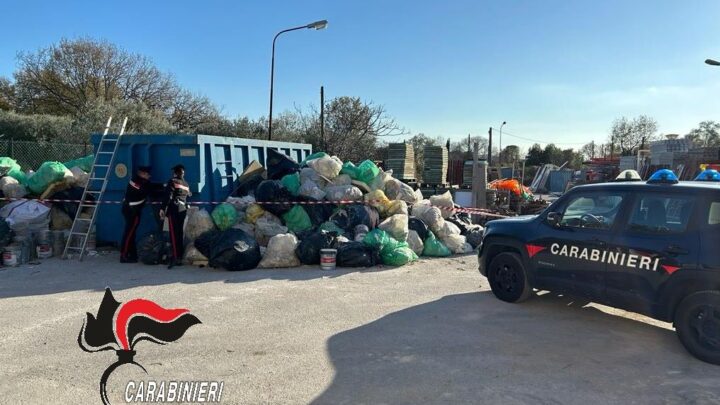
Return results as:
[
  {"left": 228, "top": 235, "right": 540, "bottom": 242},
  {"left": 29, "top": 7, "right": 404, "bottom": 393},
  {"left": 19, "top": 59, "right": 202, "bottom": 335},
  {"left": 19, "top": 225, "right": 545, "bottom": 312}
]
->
[{"left": 1, "top": 0, "right": 719, "bottom": 150}]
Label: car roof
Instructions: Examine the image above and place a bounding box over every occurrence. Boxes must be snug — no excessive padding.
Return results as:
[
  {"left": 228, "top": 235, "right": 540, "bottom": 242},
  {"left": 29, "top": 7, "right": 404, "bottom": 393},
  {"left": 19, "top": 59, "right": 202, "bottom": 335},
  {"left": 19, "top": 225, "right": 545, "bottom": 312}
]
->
[{"left": 572, "top": 181, "right": 720, "bottom": 194}]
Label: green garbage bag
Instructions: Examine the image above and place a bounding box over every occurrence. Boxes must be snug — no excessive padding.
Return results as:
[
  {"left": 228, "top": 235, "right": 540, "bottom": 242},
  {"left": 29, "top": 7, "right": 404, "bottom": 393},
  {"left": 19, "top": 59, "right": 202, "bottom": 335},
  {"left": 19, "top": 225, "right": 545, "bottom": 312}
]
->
[
  {"left": 211, "top": 202, "right": 238, "bottom": 231},
  {"left": 300, "top": 152, "right": 328, "bottom": 166},
  {"left": 422, "top": 231, "right": 451, "bottom": 257},
  {"left": 319, "top": 220, "right": 345, "bottom": 235},
  {"left": 282, "top": 205, "right": 313, "bottom": 233},
  {"left": 356, "top": 160, "right": 381, "bottom": 185},
  {"left": 382, "top": 246, "right": 418, "bottom": 266},
  {"left": 63, "top": 155, "right": 94, "bottom": 172},
  {"left": 340, "top": 161, "right": 359, "bottom": 179},
  {"left": 281, "top": 173, "right": 301, "bottom": 196},
  {"left": 0, "top": 157, "right": 26, "bottom": 184},
  {"left": 26, "top": 161, "right": 70, "bottom": 194}
]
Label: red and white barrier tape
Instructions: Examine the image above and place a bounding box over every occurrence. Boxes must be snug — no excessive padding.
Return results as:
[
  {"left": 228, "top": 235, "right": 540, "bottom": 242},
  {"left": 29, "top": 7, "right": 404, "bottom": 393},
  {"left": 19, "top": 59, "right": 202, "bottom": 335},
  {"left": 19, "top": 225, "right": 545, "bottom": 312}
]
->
[{"left": 0, "top": 197, "right": 510, "bottom": 218}]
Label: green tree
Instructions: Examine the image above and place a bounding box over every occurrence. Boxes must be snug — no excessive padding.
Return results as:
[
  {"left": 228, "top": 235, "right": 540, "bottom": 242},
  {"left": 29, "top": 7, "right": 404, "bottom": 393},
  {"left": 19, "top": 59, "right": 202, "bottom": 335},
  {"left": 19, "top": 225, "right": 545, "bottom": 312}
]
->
[
  {"left": 610, "top": 115, "right": 658, "bottom": 156},
  {"left": 687, "top": 120, "right": 720, "bottom": 147},
  {"left": 525, "top": 143, "right": 544, "bottom": 166}
]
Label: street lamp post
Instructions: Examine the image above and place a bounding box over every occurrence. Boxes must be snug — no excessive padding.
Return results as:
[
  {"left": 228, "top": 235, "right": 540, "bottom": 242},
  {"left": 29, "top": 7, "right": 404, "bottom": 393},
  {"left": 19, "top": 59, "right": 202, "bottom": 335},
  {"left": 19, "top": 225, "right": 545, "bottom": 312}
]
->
[
  {"left": 268, "top": 19, "right": 328, "bottom": 140},
  {"left": 706, "top": 59, "right": 720, "bottom": 66},
  {"left": 498, "top": 121, "right": 506, "bottom": 165}
]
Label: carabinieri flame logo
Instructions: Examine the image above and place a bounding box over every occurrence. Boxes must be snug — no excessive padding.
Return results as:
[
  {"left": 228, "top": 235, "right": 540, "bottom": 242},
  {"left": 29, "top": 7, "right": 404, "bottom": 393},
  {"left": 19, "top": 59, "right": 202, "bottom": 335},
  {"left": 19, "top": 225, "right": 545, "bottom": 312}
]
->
[{"left": 78, "top": 288, "right": 201, "bottom": 405}]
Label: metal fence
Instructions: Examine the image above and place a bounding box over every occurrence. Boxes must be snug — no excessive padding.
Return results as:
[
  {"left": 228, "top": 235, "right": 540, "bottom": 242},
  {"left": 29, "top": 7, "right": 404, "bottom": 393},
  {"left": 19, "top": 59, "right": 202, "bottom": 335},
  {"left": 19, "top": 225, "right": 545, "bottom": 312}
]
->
[{"left": 0, "top": 140, "right": 90, "bottom": 170}]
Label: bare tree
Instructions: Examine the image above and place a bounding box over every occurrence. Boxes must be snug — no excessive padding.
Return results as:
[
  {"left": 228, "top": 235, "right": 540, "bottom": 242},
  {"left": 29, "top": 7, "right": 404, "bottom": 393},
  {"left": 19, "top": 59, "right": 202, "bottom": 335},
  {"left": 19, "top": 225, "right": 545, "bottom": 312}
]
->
[
  {"left": 0, "top": 77, "right": 14, "bottom": 110},
  {"left": 609, "top": 115, "right": 658, "bottom": 156}
]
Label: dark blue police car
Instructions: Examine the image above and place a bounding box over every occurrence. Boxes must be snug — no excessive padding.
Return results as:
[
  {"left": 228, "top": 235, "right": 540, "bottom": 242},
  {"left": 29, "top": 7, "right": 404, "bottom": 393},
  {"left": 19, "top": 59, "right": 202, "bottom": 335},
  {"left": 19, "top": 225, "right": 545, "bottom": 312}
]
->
[{"left": 478, "top": 169, "right": 720, "bottom": 364}]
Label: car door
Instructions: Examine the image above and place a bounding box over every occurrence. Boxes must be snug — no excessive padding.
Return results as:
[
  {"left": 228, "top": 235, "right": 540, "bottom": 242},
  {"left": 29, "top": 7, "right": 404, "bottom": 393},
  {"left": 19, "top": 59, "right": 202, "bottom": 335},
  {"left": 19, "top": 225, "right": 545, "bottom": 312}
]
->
[
  {"left": 607, "top": 190, "right": 700, "bottom": 316},
  {"left": 699, "top": 194, "right": 720, "bottom": 273},
  {"left": 530, "top": 190, "right": 627, "bottom": 298}
]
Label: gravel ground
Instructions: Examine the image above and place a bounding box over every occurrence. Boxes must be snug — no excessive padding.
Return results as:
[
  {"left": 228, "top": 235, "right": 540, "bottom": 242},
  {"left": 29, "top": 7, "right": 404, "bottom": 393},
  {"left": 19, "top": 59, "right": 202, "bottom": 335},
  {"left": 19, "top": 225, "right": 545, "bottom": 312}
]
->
[{"left": 0, "top": 253, "right": 718, "bottom": 404}]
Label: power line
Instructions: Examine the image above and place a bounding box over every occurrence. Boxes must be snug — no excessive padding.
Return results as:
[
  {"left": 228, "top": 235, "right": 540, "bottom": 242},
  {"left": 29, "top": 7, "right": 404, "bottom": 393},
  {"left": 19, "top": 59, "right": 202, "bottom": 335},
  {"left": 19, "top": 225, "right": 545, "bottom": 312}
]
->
[{"left": 491, "top": 127, "right": 590, "bottom": 146}]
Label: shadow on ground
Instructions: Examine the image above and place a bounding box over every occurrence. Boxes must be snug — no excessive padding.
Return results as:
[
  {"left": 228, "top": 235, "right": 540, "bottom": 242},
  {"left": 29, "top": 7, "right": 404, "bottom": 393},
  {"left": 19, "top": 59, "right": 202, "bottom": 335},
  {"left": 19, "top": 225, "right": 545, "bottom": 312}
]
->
[
  {"left": 0, "top": 252, "right": 415, "bottom": 299},
  {"left": 313, "top": 292, "right": 720, "bottom": 404}
]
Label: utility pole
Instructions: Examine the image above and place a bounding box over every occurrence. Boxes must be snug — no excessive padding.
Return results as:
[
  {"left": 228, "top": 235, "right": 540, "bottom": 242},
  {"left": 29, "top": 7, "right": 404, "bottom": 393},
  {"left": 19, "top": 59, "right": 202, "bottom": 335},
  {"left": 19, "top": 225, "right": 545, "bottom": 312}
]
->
[
  {"left": 320, "top": 86, "right": 325, "bottom": 151},
  {"left": 487, "top": 127, "right": 493, "bottom": 165}
]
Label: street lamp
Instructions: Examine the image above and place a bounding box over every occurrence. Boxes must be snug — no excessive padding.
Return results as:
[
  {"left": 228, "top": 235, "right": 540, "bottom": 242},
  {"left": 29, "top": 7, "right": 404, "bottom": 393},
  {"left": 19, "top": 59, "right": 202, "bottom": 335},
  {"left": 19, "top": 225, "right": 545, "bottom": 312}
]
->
[
  {"left": 706, "top": 59, "right": 720, "bottom": 66},
  {"left": 268, "top": 20, "right": 328, "bottom": 140},
  {"left": 498, "top": 121, "right": 506, "bottom": 165}
]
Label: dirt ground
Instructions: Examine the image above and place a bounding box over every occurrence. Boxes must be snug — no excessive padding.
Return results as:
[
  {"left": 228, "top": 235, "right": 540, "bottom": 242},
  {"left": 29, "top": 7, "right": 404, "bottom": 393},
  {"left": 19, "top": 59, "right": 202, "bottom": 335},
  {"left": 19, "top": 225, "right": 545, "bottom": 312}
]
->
[{"left": 0, "top": 253, "right": 719, "bottom": 404}]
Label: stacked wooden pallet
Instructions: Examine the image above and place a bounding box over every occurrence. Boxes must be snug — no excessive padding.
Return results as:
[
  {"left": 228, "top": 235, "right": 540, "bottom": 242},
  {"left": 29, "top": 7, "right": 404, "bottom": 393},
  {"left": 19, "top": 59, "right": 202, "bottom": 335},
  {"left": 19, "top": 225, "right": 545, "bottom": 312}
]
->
[
  {"left": 422, "top": 146, "right": 448, "bottom": 185},
  {"left": 385, "top": 143, "right": 415, "bottom": 180}
]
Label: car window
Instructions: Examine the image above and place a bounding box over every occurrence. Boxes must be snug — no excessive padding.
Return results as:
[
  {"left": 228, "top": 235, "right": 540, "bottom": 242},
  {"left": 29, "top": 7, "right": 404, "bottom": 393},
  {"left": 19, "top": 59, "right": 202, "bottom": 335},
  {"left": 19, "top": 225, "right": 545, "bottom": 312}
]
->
[
  {"left": 628, "top": 194, "right": 694, "bottom": 234},
  {"left": 709, "top": 202, "right": 720, "bottom": 226},
  {"left": 559, "top": 193, "right": 623, "bottom": 230}
]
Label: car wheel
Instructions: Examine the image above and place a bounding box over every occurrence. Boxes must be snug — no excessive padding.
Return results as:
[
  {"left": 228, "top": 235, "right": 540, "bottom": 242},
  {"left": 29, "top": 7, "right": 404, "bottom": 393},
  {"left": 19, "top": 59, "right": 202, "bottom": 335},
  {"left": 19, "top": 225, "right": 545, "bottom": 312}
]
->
[
  {"left": 674, "top": 291, "right": 720, "bottom": 365},
  {"left": 487, "top": 252, "right": 532, "bottom": 303}
]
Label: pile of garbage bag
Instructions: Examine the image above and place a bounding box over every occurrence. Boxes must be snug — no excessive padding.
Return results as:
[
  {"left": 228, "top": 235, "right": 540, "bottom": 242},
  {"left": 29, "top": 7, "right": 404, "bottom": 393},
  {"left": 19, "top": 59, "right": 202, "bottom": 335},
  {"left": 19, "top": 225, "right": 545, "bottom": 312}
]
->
[
  {"left": 167, "top": 150, "right": 486, "bottom": 271},
  {"left": 489, "top": 178, "right": 534, "bottom": 201}
]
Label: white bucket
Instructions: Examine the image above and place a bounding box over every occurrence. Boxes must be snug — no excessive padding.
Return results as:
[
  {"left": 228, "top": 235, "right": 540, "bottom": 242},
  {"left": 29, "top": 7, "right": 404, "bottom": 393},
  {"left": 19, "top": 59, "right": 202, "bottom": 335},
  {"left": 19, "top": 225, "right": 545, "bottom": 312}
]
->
[
  {"left": 36, "top": 242, "right": 52, "bottom": 259},
  {"left": 320, "top": 248, "right": 337, "bottom": 270},
  {"left": 3, "top": 245, "right": 21, "bottom": 267}
]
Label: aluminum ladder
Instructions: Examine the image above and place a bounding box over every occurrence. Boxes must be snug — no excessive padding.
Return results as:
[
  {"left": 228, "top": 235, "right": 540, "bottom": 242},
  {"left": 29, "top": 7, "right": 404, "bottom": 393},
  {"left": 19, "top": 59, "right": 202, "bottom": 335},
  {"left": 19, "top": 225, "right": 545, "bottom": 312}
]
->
[{"left": 62, "top": 116, "right": 127, "bottom": 260}]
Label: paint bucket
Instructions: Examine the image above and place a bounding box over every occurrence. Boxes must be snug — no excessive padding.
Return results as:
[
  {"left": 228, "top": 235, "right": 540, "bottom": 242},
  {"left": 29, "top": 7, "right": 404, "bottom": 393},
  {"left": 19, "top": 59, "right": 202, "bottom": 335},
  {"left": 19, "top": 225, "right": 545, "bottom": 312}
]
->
[
  {"left": 320, "top": 248, "right": 337, "bottom": 270},
  {"left": 3, "top": 245, "right": 21, "bottom": 267},
  {"left": 36, "top": 230, "right": 53, "bottom": 259}
]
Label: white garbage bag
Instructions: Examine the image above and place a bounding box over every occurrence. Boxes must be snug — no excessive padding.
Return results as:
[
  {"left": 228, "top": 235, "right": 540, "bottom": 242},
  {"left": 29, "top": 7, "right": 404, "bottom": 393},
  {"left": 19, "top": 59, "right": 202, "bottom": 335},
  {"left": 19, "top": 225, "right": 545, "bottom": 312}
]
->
[
  {"left": 255, "top": 213, "right": 288, "bottom": 247},
  {"left": 430, "top": 191, "right": 455, "bottom": 219},
  {"left": 70, "top": 166, "right": 89, "bottom": 188},
  {"left": 407, "top": 230, "right": 424, "bottom": 255},
  {"left": 258, "top": 233, "right": 301, "bottom": 268},
  {"left": 0, "top": 177, "right": 27, "bottom": 199},
  {"left": 384, "top": 178, "right": 420, "bottom": 204},
  {"left": 412, "top": 200, "right": 445, "bottom": 233},
  {"left": 435, "top": 221, "right": 461, "bottom": 240},
  {"left": 299, "top": 179, "right": 327, "bottom": 200},
  {"left": 300, "top": 167, "right": 328, "bottom": 188},
  {"left": 184, "top": 207, "right": 215, "bottom": 246},
  {"left": 307, "top": 155, "right": 343, "bottom": 179},
  {"left": 378, "top": 214, "right": 409, "bottom": 242},
  {"left": 330, "top": 174, "right": 352, "bottom": 187},
  {"left": 441, "top": 234, "right": 467, "bottom": 254},
  {"left": 0, "top": 200, "right": 50, "bottom": 233}
]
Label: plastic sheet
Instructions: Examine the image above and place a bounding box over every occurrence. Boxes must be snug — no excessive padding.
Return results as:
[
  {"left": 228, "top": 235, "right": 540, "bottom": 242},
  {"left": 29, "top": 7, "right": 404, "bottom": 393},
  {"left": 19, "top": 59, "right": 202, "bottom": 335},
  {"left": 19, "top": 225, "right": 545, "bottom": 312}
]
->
[
  {"left": 307, "top": 155, "right": 343, "bottom": 179},
  {"left": 0, "top": 200, "right": 50, "bottom": 233},
  {"left": 259, "top": 233, "right": 301, "bottom": 268},
  {"left": 422, "top": 232, "right": 451, "bottom": 257},
  {"left": 266, "top": 149, "right": 300, "bottom": 180},
  {"left": 211, "top": 203, "right": 238, "bottom": 231},
  {"left": 330, "top": 174, "right": 352, "bottom": 187},
  {"left": 407, "top": 230, "right": 424, "bottom": 256},
  {"left": 378, "top": 214, "right": 409, "bottom": 242}
]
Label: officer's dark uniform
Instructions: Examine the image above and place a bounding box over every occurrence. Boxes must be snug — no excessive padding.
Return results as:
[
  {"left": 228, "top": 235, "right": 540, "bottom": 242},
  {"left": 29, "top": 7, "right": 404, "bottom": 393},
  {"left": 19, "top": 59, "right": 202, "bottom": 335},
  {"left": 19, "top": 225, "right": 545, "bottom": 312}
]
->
[
  {"left": 162, "top": 166, "right": 191, "bottom": 267},
  {"left": 120, "top": 167, "right": 155, "bottom": 262}
]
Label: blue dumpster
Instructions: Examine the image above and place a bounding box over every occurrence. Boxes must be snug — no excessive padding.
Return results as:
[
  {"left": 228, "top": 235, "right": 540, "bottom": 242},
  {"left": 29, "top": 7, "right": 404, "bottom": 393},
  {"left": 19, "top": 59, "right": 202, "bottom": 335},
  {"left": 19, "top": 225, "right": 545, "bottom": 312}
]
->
[{"left": 90, "top": 134, "right": 312, "bottom": 244}]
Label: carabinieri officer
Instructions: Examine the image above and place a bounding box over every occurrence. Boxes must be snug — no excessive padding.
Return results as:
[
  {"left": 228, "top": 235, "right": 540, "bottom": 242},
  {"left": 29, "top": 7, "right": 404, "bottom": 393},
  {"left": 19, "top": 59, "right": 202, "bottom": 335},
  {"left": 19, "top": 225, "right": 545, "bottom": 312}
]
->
[
  {"left": 120, "top": 166, "right": 159, "bottom": 263},
  {"left": 160, "top": 164, "right": 191, "bottom": 268}
]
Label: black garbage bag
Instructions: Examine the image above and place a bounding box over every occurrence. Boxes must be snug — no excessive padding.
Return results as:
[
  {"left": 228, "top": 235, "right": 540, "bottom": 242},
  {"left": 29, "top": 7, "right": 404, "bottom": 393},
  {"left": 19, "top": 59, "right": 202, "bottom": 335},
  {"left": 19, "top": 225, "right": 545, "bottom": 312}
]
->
[
  {"left": 465, "top": 228, "right": 484, "bottom": 249},
  {"left": 347, "top": 204, "right": 379, "bottom": 230},
  {"left": 447, "top": 212, "right": 473, "bottom": 235},
  {"left": 329, "top": 209, "right": 349, "bottom": 230},
  {"left": 138, "top": 232, "right": 170, "bottom": 265},
  {"left": 208, "top": 229, "right": 261, "bottom": 271},
  {"left": 51, "top": 187, "right": 95, "bottom": 219},
  {"left": 336, "top": 242, "right": 380, "bottom": 267},
  {"left": 266, "top": 149, "right": 300, "bottom": 180},
  {"left": 0, "top": 218, "right": 14, "bottom": 248},
  {"left": 295, "top": 230, "right": 336, "bottom": 265},
  {"left": 194, "top": 230, "right": 222, "bottom": 258},
  {"left": 232, "top": 173, "right": 264, "bottom": 197},
  {"left": 297, "top": 196, "right": 334, "bottom": 226},
  {"left": 408, "top": 216, "right": 429, "bottom": 241},
  {"left": 255, "top": 180, "right": 294, "bottom": 216}
]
